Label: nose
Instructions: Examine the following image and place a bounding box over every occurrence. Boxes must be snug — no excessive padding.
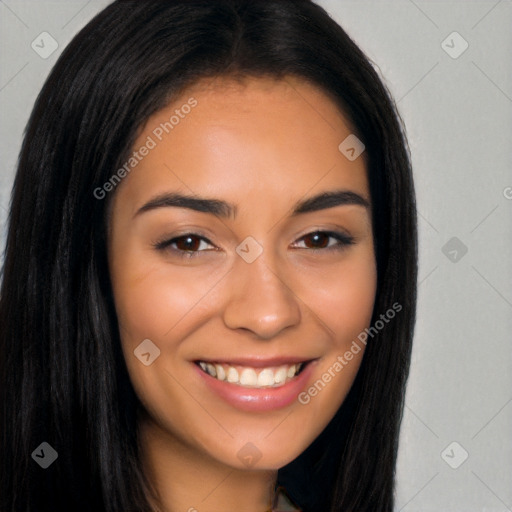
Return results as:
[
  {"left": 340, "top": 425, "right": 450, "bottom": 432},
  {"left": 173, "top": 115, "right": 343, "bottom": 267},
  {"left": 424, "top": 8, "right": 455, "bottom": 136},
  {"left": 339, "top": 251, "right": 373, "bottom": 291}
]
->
[{"left": 222, "top": 255, "right": 301, "bottom": 340}]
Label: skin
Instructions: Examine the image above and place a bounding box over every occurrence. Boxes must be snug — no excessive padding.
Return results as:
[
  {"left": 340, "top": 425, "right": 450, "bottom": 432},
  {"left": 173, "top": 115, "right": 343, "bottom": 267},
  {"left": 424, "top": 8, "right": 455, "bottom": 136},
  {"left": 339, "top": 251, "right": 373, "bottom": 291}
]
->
[{"left": 108, "top": 76, "right": 377, "bottom": 512}]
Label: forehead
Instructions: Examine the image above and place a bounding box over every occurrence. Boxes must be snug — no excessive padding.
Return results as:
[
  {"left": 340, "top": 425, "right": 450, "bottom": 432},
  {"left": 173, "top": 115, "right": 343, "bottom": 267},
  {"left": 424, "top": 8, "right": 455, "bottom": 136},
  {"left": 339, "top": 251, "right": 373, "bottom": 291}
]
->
[{"left": 116, "top": 75, "right": 369, "bottom": 215}]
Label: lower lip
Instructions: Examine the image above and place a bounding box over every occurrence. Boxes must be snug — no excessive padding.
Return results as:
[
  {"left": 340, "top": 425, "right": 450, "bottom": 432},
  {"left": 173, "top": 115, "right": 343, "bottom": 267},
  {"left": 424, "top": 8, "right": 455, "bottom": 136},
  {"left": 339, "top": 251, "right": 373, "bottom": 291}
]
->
[{"left": 195, "top": 362, "right": 316, "bottom": 412}]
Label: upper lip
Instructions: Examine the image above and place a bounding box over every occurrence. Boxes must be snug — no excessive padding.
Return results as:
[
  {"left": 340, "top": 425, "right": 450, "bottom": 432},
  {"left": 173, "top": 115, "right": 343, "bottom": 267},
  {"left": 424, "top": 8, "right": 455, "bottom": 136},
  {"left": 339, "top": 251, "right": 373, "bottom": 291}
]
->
[{"left": 194, "top": 356, "right": 316, "bottom": 368}]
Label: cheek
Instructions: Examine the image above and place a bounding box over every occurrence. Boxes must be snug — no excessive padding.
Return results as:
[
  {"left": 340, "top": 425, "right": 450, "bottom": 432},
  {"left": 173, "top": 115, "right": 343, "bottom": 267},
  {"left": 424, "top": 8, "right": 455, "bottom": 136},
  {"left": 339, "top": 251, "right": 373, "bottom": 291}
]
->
[
  {"left": 109, "top": 248, "right": 232, "bottom": 411},
  {"left": 109, "top": 254, "right": 213, "bottom": 418},
  {"left": 110, "top": 249, "right": 222, "bottom": 347},
  {"left": 332, "top": 261, "right": 376, "bottom": 345},
  {"left": 297, "top": 248, "right": 377, "bottom": 346},
  {"left": 291, "top": 251, "right": 376, "bottom": 421}
]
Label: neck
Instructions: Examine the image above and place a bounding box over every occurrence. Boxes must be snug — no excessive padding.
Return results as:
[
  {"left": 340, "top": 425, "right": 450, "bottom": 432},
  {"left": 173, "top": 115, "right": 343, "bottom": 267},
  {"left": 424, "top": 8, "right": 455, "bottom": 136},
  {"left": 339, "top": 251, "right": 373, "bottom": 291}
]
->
[{"left": 139, "top": 416, "right": 277, "bottom": 512}]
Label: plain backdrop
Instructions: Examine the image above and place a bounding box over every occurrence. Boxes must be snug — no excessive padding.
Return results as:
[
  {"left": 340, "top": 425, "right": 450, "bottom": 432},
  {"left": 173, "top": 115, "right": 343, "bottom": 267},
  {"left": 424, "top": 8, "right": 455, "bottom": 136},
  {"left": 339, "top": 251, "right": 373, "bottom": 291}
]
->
[{"left": 0, "top": 1, "right": 511, "bottom": 510}]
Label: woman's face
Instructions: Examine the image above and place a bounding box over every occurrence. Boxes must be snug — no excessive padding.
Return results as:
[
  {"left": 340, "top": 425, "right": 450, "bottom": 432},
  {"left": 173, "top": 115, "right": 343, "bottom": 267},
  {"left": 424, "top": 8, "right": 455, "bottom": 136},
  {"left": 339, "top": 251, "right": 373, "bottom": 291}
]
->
[{"left": 108, "top": 76, "right": 376, "bottom": 470}]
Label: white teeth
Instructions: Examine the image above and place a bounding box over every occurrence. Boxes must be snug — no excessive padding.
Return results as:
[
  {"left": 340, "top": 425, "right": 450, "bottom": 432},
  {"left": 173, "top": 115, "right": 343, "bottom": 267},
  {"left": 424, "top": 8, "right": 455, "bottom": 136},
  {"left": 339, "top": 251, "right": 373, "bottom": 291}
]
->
[
  {"left": 240, "top": 368, "right": 258, "bottom": 386},
  {"left": 257, "top": 368, "right": 274, "bottom": 387},
  {"left": 205, "top": 363, "right": 216, "bottom": 377},
  {"left": 274, "top": 367, "right": 287, "bottom": 384},
  {"left": 227, "top": 367, "right": 239, "bottom": 383},
  {"left": 215, "top": 364, "right": 226, "bottom": 381},
  {"left": 198, "top": 360, "right": 304, "bottom": 388}
]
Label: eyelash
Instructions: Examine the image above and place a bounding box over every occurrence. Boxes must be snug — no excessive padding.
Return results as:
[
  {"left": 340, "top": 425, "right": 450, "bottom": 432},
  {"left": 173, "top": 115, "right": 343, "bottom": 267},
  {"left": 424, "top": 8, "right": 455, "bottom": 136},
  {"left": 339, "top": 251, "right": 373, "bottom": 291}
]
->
[{"left": 153, "top": 230, "right": 355, "bottom": 258}]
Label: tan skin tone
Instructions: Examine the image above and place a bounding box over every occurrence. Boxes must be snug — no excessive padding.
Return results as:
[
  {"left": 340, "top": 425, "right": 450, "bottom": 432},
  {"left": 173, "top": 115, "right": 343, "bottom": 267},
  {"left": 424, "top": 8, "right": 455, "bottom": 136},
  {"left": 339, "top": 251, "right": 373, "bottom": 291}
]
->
[{"left": 108, "top": 76, "right": 377, "bottom": 512}]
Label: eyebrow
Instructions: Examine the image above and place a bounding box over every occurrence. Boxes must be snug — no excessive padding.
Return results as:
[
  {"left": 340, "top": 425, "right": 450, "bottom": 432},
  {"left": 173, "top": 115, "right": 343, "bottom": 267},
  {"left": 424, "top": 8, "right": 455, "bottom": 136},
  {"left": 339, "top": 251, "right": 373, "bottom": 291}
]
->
[{"left": 134, "top": 189, "right": 370, "bottom": 219}]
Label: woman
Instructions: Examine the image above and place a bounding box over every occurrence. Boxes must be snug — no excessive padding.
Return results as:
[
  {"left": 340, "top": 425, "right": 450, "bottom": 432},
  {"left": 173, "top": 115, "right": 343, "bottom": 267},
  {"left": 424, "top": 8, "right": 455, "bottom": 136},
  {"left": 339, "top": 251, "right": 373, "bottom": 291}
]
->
[{"left": 0, "top": 1, "right": 417, "bottom": 511}]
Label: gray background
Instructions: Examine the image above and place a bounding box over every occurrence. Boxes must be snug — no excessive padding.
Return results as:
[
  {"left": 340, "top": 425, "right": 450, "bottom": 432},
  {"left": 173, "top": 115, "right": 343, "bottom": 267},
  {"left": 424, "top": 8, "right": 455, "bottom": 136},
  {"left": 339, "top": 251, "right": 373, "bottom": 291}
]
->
[{"left": 1, "top": 1, "right": 511, "bottom": 510}]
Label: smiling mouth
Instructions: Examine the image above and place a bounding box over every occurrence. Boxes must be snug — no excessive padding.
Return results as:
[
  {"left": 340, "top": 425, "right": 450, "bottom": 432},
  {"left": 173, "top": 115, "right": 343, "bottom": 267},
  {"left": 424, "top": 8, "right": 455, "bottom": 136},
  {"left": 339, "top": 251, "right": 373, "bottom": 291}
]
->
[{"left": 195, "top": 361, "right": 308, "bottom": 389}]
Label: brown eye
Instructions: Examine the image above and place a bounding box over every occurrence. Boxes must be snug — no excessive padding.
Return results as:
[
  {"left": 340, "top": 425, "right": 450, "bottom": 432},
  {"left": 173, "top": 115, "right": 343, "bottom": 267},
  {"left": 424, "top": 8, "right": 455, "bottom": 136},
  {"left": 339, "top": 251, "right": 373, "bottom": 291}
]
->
[
  {"left": 293, "top": 231, "right": 355, "bottom": 251},
  {"left": 302, "top": 232, "right": 330, "bottom": 249},
  {"left": 174, "top": 235, "right": 202, "bottom": 252},
  {"left": 154, "top": 233, "right": 216, "bottom": 257}
]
